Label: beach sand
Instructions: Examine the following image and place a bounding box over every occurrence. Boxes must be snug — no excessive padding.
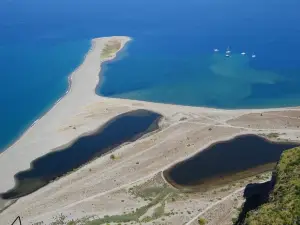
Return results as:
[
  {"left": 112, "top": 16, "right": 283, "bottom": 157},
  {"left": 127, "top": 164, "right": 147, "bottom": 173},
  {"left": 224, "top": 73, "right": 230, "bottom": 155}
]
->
[
  {"left": 1, "top": 36, "right": 300, "bottom": 224},
  {"left": 0, "top": 36, "right": 131, "bottom": 194}
]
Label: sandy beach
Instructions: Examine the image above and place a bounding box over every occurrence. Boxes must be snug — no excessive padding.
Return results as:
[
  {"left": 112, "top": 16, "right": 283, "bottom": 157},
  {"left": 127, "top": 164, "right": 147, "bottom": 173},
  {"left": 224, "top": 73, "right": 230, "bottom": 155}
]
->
[
  {"left": 0, "top": 36, "right": 131, "bottom": 194},
  {"left": 1, "top": 36, "right": 300, "bottom": 225}
]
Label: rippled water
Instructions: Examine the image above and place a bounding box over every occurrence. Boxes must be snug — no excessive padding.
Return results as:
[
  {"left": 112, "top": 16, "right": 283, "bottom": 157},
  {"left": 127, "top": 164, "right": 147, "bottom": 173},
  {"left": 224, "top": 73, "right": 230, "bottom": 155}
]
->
[{"left": 1, "top": 0, "right": 300, "bottom": 150}]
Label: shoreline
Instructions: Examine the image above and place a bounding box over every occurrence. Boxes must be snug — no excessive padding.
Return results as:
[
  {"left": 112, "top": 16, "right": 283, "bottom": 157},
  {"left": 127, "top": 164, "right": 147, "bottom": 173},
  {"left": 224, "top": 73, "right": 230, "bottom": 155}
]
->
[
  {"left": 0, "top": 35, "right": 299, "bottom": 192},
  {"left": 1, "top": 106, "right": 300, "bottom": 224},
  {"left": 0, "top": 36, "right": 131, "bottom": 193},
  {"left": 2, "top": 33, "right": 300, "bottom": 153},
  {"left": 0, "top": 37, "right": 131, "bottom": 153},
  {"left": 1, "top": 36, "right": 300, "bottom": 224},
  {"left": 1, "top": 109, "right": 161, "bottom": 200},
  {"left": 162, "top": 134, "right": 300, "bottom": 191}
]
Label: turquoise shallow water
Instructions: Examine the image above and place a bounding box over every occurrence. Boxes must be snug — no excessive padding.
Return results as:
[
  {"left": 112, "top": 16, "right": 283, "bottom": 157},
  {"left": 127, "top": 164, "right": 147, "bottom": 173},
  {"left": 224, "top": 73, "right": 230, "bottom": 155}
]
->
[
  {"left": 98, "top": 36, "right": 300, "bottom": 109},
  {"left": 100, "top": 52, "right": 287, "bottom": 108},
  {"left": 1, "top": 0, "right": 300, "bottom": 150}
]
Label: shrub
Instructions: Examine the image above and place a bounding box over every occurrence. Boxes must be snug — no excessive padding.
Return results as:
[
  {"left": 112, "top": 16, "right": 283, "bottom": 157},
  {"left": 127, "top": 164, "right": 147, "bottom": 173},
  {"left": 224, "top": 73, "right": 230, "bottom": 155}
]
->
[
  {"left": 244, "top": 147, "right": 300, "bottom": 225},
  {"left": 198, "top": 217, "right": 206, "bottom": 225}
]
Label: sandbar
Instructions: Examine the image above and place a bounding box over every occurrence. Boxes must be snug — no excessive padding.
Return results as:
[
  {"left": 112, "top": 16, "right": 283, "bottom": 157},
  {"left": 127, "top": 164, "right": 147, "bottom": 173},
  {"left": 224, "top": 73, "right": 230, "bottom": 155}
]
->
[{"left": 1, "top": 36, "right": 300, "bottom": 225}]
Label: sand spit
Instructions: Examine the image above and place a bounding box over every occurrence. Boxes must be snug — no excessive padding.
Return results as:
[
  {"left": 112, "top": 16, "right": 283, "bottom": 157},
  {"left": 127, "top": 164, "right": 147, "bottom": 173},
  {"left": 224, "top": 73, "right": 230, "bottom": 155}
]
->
[
  {"left": 0, "top": 36, "right": 131, "bottom": 194},
  {"left": 1, "top": 36, "right": 300, "bottom": 224}
]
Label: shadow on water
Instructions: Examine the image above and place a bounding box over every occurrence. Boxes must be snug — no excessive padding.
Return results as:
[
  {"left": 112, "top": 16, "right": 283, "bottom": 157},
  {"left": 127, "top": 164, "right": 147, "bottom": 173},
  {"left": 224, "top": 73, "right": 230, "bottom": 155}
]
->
[
  {"left": 0, "top": 109, "right": 162, "bottom": 200},
  {"left": 164, "top": 135, "right": 299, "bottom": 190}
]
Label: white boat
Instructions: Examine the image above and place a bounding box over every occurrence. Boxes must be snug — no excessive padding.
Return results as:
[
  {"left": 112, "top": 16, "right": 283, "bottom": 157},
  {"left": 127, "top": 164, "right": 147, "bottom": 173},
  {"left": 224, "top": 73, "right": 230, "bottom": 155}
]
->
[
  {"left": 252, "top": 53, "right": 256, "bottom": 58},
  {"left": 225, "top": 54, "right": 230, "bottom": 57},
  {"left": 226, "top": 47, "right": 231, "bottom": 54},
  {"left": 214, "top": 48, "right": 219, "bottom": 52},
  {"left": 241, "top": 52, "right": 246, "bottom": 55}
]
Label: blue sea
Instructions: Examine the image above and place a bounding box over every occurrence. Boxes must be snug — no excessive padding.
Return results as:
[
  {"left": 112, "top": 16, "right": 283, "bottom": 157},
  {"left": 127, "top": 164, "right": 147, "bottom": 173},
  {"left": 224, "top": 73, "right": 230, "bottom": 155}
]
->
[{"left": 1, "top": 0, "right": 300, "bottom": 151}]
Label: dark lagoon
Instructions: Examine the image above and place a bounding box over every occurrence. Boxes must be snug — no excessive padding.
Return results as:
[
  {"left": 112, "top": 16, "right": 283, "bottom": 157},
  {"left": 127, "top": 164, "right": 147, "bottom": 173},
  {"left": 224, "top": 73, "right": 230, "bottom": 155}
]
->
[
  {"left": 164, "top": 135, "right": 299, "bottom": 190},
  {"left": 0, "top": 109, "right": 161, "bottom": 199}
]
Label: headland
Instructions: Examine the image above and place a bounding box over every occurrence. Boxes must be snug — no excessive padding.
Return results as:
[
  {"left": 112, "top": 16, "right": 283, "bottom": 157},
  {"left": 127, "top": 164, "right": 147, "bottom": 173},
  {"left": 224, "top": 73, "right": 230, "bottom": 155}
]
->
[{"left": 1, "top": 36, "right": 300, "bottom": 225}]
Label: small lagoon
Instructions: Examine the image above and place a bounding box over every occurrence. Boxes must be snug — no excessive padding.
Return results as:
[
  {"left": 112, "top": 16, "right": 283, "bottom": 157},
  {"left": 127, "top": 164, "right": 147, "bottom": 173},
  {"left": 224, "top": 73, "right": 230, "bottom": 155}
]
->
[
  {"left": 164, "top": 135, "right": 299, "bottom": 190},
  {"left": 0, "top": 109, "right": 161, "bottom": 199}
]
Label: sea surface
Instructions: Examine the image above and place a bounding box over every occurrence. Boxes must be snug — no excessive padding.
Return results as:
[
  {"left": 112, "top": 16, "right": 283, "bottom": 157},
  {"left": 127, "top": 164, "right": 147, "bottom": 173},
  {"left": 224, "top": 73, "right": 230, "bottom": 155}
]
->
[{"left": 1, "top": 0, "right": 300, "bottom": 151}]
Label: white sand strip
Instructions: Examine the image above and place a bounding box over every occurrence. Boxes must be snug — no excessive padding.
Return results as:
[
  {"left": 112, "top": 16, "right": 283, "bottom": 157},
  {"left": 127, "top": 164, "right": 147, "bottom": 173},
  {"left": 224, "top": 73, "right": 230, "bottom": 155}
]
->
[{"left": 0, "top": 36, "right": 131, "bottom": 193}]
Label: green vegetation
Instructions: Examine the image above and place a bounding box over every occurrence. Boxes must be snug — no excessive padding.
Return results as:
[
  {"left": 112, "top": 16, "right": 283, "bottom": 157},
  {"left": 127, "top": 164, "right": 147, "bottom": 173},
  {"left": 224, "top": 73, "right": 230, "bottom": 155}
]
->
[
  {"left": 232, "top": 217, "right": 238, "bottom": 224},
  {"left": 244, "top": 147, "right": 300, "bottom": 225},
  {"left": 32, "top": 222, "right": 44, "bottom": 225},
  {"left": 86, "top": 191, "right": 164, "bottom": 224},
  {"left": 50, "top": 176, "right": 181, "bottom": 224},
  {"left": 152, "top": 202, "right": 166, "bottom": 219},
  {"left": 78, "top": 186, "right": 177, "bottom": 224},
  {"left": 129, "top": 186, "right": 168, "bottom": 199},
  {"left": 110, "top": 154, "right": 116, "bottom": 160},
  {"left": 140, "top": 216, "right": 152, "bottom": 223},
  {"left": 66, "top": 221, "right": 76, "bottom": 225},
  {"left": 50, "top": 214, "right": 67, "bottom": 225},
  {"left": 101, "top": 41, "right": 121, "bottom": 59},
  {"left": 265, "top": 132, "right": 280, "bottom": 139},
  {"left": 198, "top": 217, "right": 206, "bottom": 225}
]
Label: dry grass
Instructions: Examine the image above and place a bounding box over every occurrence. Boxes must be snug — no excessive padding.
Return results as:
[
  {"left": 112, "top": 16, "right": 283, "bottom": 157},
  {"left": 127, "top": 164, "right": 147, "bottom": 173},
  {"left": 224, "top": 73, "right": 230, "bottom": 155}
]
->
[{"left": 101, "top": 40, "right": 122, "bottom": 59}]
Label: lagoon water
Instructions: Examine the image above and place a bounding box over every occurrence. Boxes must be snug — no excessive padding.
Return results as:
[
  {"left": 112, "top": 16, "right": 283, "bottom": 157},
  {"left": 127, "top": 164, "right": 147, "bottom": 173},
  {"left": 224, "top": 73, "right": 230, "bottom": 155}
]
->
[
  {"left": 1, "top": 0, "right": 300, "bottom": 150},
  {"left": 165, "top": 135, "right": 299, "bottom": 189},
  {"left": 1, "top": 109, "right": 161, "bottom": 199}
]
